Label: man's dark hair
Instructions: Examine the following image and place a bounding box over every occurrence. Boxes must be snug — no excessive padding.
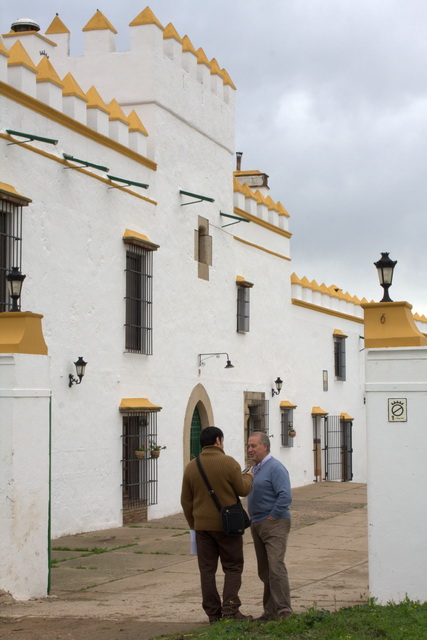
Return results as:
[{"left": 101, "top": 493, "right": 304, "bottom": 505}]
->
[{"left": 200, "top": 426, "right": 224, "bottom": 447}]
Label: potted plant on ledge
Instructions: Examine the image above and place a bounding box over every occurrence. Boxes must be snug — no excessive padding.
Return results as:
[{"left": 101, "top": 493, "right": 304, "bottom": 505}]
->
[
  {"left": 135, "top": 444, "right": 148, "bottom": 460},
  {"left": 149, "top": 443, "right": 166, "bottom": 459}
]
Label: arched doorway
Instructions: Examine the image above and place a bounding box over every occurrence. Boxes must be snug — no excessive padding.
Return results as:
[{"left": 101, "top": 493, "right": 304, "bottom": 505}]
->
[{"left": 183, "top": 384, "right": 214, "bottom": 467}]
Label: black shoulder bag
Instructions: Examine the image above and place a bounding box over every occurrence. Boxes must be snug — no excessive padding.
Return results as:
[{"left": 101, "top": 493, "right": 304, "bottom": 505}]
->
[{"left": 195, "top": 456, "right": 251, "bottom": 535}]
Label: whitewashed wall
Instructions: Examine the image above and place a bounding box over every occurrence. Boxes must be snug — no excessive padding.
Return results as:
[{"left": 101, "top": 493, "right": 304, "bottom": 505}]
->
[
  {"left": 365, "top": 348, "right": 427, "bottom": 603},
  {"left": 1, "top": 13, "right": 368, "bottom": 539}
]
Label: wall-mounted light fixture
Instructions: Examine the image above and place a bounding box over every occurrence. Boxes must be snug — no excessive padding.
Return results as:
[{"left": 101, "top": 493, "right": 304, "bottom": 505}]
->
[
  {"left": 271, "top": 377, "right": 283, "bottom": 397},
  {"left": 199, "top": 353, "right": 234, "bottom": 368},
  {"left": 69, "top": 356, "right": 87, "bottom": 387},
  {"left": 6, "top": 266, "right": 26, "bottom": 311},
  {"left": 374, "top": 252, "right": 397, "bottom": 302}
]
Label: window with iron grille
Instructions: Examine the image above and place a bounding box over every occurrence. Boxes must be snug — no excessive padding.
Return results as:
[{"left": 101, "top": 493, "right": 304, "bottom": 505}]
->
[
  {"left": 281, "top": 409, "right": 294, "bottom": 447},
  {"left": 334, "top": 335, "right": 346, "bottom": 381},
  {"left": 125, "top": 244, "right": 153, "bottom": 354},
  {"left": 245, "top": 395, "right": 269, "bottom": 437},
  {"left": 237, "top": 286, "right": 250, "bottom": 332},
  {"left": 0, "top": 197, "right": 23, "bottom": 312},
  {"left": 121, "top": 411, "right": 158, "bottom": 517}
]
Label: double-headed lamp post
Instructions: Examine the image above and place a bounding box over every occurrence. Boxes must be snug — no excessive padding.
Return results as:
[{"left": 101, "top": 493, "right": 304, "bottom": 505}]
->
[{"left": 374, "top": 252, "right": 397, "bottom": 302}]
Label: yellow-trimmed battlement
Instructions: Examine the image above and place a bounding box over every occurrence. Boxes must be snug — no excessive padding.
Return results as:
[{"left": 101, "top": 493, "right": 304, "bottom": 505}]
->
[{"left": 291, "top": 272, "right": 427, "bottom": 327}]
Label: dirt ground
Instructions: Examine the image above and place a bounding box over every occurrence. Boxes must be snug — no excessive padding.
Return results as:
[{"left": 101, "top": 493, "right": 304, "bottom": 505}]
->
[{"left": 0, "top": 617, "right": 202, "bottom": 640}]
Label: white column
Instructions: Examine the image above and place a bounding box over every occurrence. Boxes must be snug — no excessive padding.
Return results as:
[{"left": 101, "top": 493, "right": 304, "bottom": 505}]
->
[{"left": 0, "top": 353, "right": 51, "bottom": 599}]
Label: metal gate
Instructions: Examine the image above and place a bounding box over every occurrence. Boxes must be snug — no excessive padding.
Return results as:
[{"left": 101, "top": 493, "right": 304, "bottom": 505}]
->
[
  {"left": 190, "top": 405, "right": 202, "bottom": 459},
  {"left": 324, "top": 415, "right": 353, "bottom": 481},
  {"left": 122, "top": 411, "right": 158, "bottom": 523}
]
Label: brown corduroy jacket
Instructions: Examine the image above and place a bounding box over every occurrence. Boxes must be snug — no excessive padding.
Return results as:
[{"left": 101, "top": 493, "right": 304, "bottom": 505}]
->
[{"left": 181, "top": 445, "right": 253, "bottom": 531}]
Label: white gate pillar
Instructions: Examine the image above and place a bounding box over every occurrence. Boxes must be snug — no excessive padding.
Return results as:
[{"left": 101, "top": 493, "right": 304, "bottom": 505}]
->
[
  {"left": 363, "top": 301, "right": 427, "bottom": 603},
  {"left": 0, "top": 313, "right": 50, "bottom": 600}
]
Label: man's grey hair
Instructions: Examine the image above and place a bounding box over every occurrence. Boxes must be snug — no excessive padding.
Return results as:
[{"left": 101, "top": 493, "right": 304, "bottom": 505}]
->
[{"left": 251, "top": 431, "right": 270, "bottom": 451}]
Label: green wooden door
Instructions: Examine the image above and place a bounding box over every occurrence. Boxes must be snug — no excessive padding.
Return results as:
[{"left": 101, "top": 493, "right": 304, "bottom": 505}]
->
[{"left": 190, "top": 406, "right": 202, "bottom": 459}]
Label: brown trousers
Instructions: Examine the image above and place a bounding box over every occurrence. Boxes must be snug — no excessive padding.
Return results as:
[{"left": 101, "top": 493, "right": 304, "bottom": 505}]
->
[
  {"left": 251, "top": 518, "right": 292, "bottom": 617},
  {"left": 195, "top": 530, "right": 244, "bottom": 618}
]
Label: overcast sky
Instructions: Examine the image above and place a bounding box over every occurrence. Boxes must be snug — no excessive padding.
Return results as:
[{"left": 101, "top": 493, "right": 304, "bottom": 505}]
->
[{"left": 3, "top": 1, "right": 427, "bottom": 312}]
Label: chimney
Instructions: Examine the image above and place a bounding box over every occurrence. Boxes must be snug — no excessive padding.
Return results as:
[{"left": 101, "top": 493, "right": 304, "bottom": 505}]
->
[
  {"left": 11, "top": 18, "right": 40, "bottom": 32},
  {"left": 236, "top": 151, "right": 243, "bottom": 171}
]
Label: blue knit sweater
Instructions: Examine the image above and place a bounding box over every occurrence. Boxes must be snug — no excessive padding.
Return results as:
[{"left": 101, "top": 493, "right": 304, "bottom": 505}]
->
[{"left": 247, "top": 457, "right": 291, "bottom": 523}]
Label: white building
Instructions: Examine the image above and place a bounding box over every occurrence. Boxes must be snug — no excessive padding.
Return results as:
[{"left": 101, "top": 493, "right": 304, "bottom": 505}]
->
[{"left": 2, "top": 8, "right": 423, "bottom": 542}]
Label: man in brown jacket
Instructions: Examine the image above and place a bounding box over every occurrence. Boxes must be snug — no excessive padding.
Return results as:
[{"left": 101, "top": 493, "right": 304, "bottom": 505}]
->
[{"left": 181, "top": 426, "right": 253, "bottom": 623}]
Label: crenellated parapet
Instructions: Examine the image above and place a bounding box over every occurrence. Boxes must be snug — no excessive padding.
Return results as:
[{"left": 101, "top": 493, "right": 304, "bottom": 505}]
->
[
  {"left": 291, "top": 272, "right": 369, "bottom": 320},
  {"left": 290, "top": 272, "right": 427, "bottom": 329},
  {"left": 1, "top": 7, "right": 236, "bottom": 161},
  {"left": 233, "top": 174, "right": 290, "bottom": 233}
]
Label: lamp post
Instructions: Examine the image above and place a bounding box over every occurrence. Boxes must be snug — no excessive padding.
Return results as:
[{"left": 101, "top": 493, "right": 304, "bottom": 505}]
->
[
  {"left": 374, "top": 253, "right": 397, "bottom": 302},
  {"left": 6, "top": 266, "right": 26, "bottom": 311}
]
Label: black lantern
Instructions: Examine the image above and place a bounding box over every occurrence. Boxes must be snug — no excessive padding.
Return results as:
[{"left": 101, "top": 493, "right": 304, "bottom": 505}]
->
[
  {"left": 374, "top": 252, "right": 397, "bottom": 302},
  {"left": 6, "top": 266, "right": 26, "bottom": 311},
  {"left": 69, "top": 356, "right": 87, "bottom": 387},
  {"left": 271, "top": 377, "right": 283, "bottom": 397}
]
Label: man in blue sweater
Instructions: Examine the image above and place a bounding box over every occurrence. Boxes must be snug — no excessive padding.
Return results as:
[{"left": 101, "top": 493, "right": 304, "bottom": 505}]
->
[{"left": 247, "top": 431, "right": 292, "bottom": 620}]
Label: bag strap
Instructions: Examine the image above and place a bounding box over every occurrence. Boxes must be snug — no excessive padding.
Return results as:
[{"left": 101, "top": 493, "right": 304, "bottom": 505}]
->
[{"left": 195, "top": 456, "right": 222, "bottom": 511}]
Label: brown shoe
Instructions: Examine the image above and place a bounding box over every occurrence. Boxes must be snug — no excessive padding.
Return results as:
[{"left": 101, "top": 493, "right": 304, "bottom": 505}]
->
[{"left": 278, "top": 611, "right": 293, "bottom": 619}]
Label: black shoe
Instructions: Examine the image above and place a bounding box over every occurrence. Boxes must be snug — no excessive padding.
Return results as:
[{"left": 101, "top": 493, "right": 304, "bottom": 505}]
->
[
  {"left": 223, "top": 611, "right": 253, "bottom": 620},
  {"left": 209, "top": 616, "right": 221, "bottom": 624},
  {"left": 255, "top": 613, "right": 274, "bottom": 621}
]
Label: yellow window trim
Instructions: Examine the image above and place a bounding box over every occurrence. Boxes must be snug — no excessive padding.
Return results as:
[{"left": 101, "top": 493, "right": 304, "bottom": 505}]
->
[
  {"left": 312, "top": 406, "right": 328, "bottom": 416},
  {"left": 333, "top": 329, "right": 348, "bottom": 338},
  {"left": 280, "top": 400, "right": 297, "bottom": 409},
  {"left": 340, "top": 413, "right": 354, "bottom": 421},
  {"left": 0, "top": 181, "right": 32, "bottom": 204},
  {"left": 236, "top": 275, "right": 254, "bottom": 288},
  {"left": 123, "top": 229, "right": 159, "bottom": 250},
  {"left": 119, "top": 398, "right": 162, "bottom": 413}
]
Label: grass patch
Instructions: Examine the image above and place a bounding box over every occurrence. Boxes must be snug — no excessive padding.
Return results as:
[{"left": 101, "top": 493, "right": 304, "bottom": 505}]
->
[
  {"left": 50, "top": 543, "right": 138, "bottom": 566},
  {"left": 52, "top": 544, "right": 137, "bottom": 555},
  {"left": 161, "top": 600, "right": 427, "bottom": 640}
]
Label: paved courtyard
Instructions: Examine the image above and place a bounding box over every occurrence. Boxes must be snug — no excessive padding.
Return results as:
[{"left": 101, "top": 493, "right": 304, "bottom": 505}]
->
[{"left": 0, "top": 482, "right": 368, "bottom": 639}]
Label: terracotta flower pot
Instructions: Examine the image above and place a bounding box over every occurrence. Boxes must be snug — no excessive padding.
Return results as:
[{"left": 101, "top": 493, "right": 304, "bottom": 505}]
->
[
  {"left": 135, "top": 450, "right": 146, "bottom": 460},
  {"left": 150, "top": 449, "right": 160, "bottom": 459},
  {"left": 288, "top": 429, "right": 296, "bottom": 438}
]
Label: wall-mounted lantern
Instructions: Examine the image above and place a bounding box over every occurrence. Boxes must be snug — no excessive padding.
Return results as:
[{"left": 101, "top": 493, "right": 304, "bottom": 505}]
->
[
  {"left": 6, "top": 266, "right": 26, "bottom": 311},
  {"left": 69, "top": 357, "right": 87, "bottom": 387},
  {"left": 271, "top": 377, "right": 283, "bottom": 397}
]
